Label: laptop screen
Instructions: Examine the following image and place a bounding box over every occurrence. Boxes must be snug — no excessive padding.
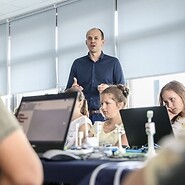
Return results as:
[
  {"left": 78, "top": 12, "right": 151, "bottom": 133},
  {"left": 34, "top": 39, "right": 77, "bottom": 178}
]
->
[
  {"left": 120, "top": 106, "right": 174, "bottom": 148},
  {"left": 16, "top": 92, "right": 77, "bottom": 153}
]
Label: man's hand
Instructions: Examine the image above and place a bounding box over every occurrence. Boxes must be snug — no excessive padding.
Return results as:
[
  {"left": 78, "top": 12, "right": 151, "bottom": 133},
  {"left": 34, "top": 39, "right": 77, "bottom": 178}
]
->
[
  {"left": 97, "top": 83, "right": 109, "bottom": 93},
  {"left": 72, "top": 77, "right": 84, "bottom": 91}
]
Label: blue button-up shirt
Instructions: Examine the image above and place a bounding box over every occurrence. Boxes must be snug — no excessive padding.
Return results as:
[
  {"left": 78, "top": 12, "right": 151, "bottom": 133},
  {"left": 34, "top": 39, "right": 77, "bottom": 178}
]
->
[{"left": 66, "top": 52, "right": 125, "bottom": 110}]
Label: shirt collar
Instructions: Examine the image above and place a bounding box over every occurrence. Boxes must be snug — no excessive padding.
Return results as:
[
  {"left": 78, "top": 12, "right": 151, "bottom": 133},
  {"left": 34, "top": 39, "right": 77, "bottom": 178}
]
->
[{"left": 87, "top": 51, "right": 104, "bottom": 62}]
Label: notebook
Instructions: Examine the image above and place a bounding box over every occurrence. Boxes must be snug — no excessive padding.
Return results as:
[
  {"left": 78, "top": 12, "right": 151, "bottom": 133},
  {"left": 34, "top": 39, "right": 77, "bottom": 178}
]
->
[
  {"left": 15, "top": 92, "right": 77, "bottom": 154},
  {"left": 120, "top": 106, "right": 173, "bottom": 148}
]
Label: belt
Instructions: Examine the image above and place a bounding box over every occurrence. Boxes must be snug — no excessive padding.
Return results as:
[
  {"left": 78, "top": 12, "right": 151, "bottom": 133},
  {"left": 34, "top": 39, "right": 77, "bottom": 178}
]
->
[{"left": 89, "top": 110, "right": 101, "bottom": 115}]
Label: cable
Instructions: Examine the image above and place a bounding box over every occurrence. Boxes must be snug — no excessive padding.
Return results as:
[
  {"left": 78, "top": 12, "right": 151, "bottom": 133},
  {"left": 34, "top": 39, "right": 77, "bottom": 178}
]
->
[
  {"left": 89, "top": 162, "right": 113, "bottom": 185},
  {"left": 113, "top": 161, "right": 144, "bottom": 185}
]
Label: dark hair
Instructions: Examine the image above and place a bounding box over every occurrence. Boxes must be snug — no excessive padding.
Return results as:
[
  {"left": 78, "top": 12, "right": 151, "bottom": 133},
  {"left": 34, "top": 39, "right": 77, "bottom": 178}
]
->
[
  {"left": 86, "top": 28, "right": 104, "bottom": 40},
  {"left": 101, "top": 84, "right": 129, "bottom": 107},
  {"left": 65, "top": 87, "right": 89, "bottom": 116},
  {"left": 159, "top": 80, "right": 185, "bottom": 119}
]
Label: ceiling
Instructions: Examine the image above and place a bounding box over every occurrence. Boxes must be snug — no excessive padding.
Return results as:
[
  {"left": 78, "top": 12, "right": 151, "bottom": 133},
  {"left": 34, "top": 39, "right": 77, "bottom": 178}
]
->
[{"left": 0, "top": 0, "right": 68, "bottom": 22}]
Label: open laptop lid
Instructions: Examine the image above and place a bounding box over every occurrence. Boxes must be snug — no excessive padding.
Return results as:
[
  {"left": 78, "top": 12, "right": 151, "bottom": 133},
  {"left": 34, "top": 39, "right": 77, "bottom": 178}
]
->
[
  {"left": 120, "top": 106, "right": 173, "bottom": 148},
  {"left": 16, "top": 92, "right": 77, "bottom": 153}
]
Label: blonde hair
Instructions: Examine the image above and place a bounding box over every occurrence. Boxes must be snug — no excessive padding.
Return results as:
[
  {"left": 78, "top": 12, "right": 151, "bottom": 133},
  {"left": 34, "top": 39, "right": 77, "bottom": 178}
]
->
[{"left": 65, "top": 87, "right": 89, "bottom": 117}]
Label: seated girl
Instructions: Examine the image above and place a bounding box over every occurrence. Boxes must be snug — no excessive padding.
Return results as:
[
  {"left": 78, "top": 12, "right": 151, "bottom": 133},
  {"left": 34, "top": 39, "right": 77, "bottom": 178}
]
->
[
  {"left": 89, "top": 84, "right": 129, "bottom": 147},
  {"left": 159, "top": 80, "right": 185, "bottom": 137},
  {"left": 65, "top": 87, "right": 92, "bottom": 148}
]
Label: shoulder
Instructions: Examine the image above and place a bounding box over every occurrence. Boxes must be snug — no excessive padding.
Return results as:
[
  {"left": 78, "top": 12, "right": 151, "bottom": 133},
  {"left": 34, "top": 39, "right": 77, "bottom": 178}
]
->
[
  {"left": 86, "top": 117, "right": 93, "bottom": 125},
  {"left": 177, "top": 116, "right": 185, "bottom": 121},
  {"left": 174, "top": 116, "right": 185, "bottom": 125},
  {"left": 76, "top": 116, "right": 92, "bottom": 126},
  {"left": 73, "top": 55, "right": 89, "bottom": 63},
  {"left": 101, "top": 54, "right": 121, "bottom": 66},
  {"left": 91, "top": 121, "right": 103, "bottom": 128},
  {"left": 111, "top": 124, "right": 125, "bottom": 134},
  {"left": 103, "top": 53, "right": 119, "bottom": 61},
  {"left": 0, "top": 99, "right": 20, "bottom": 141}
]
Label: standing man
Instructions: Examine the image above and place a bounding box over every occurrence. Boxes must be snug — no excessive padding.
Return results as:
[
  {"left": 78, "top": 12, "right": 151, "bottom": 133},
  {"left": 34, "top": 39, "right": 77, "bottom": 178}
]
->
[{"left": 66, "top": 28, "right": 125, "bottom": 123}]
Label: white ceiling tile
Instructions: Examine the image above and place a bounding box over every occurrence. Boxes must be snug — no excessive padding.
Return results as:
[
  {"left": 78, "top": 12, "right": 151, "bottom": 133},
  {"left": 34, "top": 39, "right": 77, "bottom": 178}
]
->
[
  {"left": 0, "top": 0, "right": 68, "bottom": 22},
  {"left": 0, "top": 0, "right": 15, "bottom": 3},
  {"left": 0, "top": 4, "right": 21, "bottom": 14},
  {"left": 10, "top": 0, "right": 45, "bottom": 7}
]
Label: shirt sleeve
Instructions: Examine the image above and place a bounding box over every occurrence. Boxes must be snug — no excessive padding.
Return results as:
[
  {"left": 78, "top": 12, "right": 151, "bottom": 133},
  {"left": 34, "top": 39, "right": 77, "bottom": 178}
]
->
[
  {"left": 66, "top": 61, "right": 77, "bottom": 89},
  {"left": 113, "top": 58, "right": 125, "bottom": 84}
]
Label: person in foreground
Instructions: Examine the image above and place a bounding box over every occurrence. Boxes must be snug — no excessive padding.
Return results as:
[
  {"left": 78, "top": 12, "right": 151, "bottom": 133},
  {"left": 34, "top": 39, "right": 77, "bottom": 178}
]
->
[
  {"left": 65, "top": 87, "right": 92, "bottom": 148},
  {"left": 121, "top": 80, "right": 185, "bottom": 185},
  {"left": 89, "top": 84, "right": 129, "bottom": 147},
  {"left": 121, "top": 134, "right": 185, "bottom": 185},
  {"left": 0, "top": 97, "right": 43, "bottom": 185},
  {"left": 66, "top": 28, "right": 125, "bottom": 123},
  {"left": 159, "top": 80, "right": 185, "bottom": 137}
]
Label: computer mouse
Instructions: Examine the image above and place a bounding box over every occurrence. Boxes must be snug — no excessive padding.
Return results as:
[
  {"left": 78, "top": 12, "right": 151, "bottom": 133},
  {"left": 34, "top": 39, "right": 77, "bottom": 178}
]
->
[{"left": 42, "top": 149, "right": 81, "bottom": 161}]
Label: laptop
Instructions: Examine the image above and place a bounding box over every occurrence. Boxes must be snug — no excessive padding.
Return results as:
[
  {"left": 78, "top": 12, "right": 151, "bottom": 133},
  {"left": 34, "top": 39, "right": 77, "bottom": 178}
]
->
[
  {"left": 15, "top": 92, "right": 77, "bottom": 154},
  {"left": 120, "top": 106, "right": 174, "bottom": 148}
]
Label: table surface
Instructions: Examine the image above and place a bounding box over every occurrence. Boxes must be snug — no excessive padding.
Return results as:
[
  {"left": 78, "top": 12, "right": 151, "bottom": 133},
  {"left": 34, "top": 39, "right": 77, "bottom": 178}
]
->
[{"left": 41, "top": 157, "right": 144, "bottom": 185}]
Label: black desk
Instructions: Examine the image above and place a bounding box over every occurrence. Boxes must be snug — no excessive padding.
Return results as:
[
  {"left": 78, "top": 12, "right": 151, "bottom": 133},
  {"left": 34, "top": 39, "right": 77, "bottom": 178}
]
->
[
  {"left": 79, "top": 160, "right": 142, "bottom": 185},
  {"left": 41, "top": 158, "right": 143, "bottom": 185}
]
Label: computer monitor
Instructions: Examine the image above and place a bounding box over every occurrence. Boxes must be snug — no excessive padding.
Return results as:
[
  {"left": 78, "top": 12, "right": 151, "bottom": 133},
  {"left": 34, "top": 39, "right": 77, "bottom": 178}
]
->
[
  {"left": 16, "top": 92, "right": 77, "bottom": 153},
  {"left": 120, "top": 106, "right": 174, "bottom": 148}
]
